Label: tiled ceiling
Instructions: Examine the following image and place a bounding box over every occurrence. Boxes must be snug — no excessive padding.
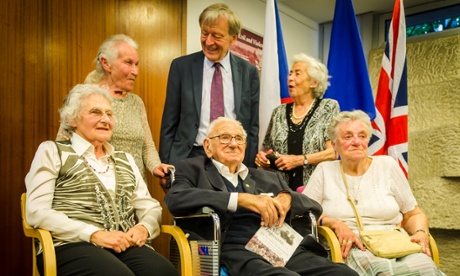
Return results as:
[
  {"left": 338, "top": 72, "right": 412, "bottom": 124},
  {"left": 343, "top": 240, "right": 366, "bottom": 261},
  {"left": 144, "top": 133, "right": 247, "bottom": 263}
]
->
[{"left": 277, "top": 0, "right": 452, "bottom": 23}]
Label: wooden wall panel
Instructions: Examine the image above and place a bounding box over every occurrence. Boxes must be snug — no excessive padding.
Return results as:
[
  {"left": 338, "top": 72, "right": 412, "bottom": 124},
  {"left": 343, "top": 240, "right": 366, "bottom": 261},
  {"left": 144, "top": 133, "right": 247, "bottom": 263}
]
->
[{"left": 0, "top": 0, "right": 186, "bottom": 274}]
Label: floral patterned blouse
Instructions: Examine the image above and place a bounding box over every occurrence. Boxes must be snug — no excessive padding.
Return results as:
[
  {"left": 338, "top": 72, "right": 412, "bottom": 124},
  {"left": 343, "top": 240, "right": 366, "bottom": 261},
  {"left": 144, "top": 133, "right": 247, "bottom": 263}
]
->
[{"left": 262, "top": 98, "right": 340, "bottom": 186}]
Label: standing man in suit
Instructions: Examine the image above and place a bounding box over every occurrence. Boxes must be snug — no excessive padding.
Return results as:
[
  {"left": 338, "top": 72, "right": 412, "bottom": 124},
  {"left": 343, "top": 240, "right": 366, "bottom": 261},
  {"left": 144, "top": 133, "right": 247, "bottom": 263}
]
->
[
  {"left": 160, "top": 3, "right": 259, "bottom": 169},
  {"left": 165, "top": 117, "right": 358, "bottom": 276}
]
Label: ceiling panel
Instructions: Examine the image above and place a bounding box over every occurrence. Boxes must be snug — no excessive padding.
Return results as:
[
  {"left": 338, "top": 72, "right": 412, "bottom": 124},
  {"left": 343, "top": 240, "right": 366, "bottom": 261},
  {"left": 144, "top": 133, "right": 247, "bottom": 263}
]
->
[{"left": 277, "top": 0, "right": 452, "bottom": 23}]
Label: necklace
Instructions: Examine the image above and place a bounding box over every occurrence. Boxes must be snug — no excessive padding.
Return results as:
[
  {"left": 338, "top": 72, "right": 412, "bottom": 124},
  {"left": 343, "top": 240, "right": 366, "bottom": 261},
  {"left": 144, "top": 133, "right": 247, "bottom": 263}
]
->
[
  {"left": 291, "top": 100, "right": 314, "bottom": 120},
  {"left": 348, "top": 175, "right": 363, "bottom": 205},
  {"left": 84, "top": 157, "right": 111, "bottom": 174},
  {"left": 288, "top": 99, "right": 317, "bottom": 132}
]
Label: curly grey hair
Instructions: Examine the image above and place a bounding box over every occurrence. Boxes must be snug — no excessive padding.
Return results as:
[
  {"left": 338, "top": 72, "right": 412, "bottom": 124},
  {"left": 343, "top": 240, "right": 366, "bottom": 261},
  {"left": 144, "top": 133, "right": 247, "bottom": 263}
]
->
[
  {"left": 327, "top": 110, "right": 372, "bottom": 143},
  {"left": 291, "top": 53, "right": 331, "bottom": 99},
  {"left": 59, "top": 84, "right": 112, "bottom": 134}
]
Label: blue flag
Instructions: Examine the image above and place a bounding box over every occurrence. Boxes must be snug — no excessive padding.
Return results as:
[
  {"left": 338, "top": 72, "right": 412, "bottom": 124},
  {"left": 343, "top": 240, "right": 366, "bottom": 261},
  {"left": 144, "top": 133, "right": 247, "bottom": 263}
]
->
[{"left": 325, "top": 0, "right": 375, "bottom": 120}]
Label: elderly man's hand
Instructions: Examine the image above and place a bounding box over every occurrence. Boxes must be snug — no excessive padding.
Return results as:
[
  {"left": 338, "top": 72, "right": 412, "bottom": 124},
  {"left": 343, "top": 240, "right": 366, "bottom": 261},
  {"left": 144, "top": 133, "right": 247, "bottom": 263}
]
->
[
  {"left": 238, "top": 193, "right": 288, "bottom": 228},
  {"left": 274, "top": 192, "right": 291, "bottom": 215}
]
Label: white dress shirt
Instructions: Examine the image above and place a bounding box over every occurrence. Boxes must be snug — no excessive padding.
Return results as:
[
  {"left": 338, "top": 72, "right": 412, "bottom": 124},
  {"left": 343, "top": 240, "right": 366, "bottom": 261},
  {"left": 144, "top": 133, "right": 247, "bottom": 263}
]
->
[
  {"left": 211, "top": 159, "right": 248, "bottom": 212},
  {"left": 195, "top": 52, "right": 236, "bottom": 146}
]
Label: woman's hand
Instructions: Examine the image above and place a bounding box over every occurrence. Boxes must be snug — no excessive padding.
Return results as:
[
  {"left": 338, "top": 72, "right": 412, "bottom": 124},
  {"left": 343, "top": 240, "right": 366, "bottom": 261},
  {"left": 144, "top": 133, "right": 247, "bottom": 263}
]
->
[
  {"left": 274, "top": 154, "right": 303, "bottom": 171},
  {"left": 90, "top": 230, "right": 133, "bottom": 253},
  {"left": 410, "top": 231, "right": 431, "bottom": 257},
  {"left": 89, "top": 225, "right": 149, "bottom": 252},
  {"left": 255, "top": 149, "right": 272, "bottom": 168},
  {"left": 152, "top": 163, "right": 174, "bottom": 178},
  {"left": 402, "top": 206, "right": 431, "bottom": 256},
  {"left": 126, "top": 224, "right": 149, "bottom": 247},
  {"left": 330, "top": 219, "right": 365, "bottom": 258}
]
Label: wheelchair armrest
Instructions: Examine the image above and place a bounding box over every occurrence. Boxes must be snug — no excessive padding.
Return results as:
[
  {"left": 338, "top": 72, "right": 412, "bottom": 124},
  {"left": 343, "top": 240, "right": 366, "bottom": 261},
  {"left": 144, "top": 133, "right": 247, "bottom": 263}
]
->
[
  {"left": 289, "top": 211, "right": 318, "bottom": 242},
  {"left": 173, "top": 206, "right": 221, "bottom": 245}
]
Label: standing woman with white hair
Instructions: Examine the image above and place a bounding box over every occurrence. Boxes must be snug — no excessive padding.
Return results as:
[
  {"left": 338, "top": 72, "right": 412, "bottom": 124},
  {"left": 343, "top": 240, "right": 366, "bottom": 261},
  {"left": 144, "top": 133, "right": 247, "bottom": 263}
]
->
[
  {"left": 255, "top": 53, "right": 340, "bottom": 191},
  {"left": 57, "top": 34, "right": 173, "bottom": 183}
]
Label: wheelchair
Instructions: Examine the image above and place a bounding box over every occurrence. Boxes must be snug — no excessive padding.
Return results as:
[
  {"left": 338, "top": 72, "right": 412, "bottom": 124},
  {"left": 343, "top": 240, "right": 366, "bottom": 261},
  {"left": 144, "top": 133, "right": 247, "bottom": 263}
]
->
[
  {"left": 165, "top": 168, "right": 348, "bottom": 275},
  {"left": 169, "top": 206, "right": 320, "bottom": 276}
]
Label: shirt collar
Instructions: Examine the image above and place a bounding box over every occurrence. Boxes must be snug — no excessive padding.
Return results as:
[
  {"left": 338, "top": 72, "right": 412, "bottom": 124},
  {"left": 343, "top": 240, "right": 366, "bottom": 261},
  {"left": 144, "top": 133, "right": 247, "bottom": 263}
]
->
[
  {"left": 211, "top": 158, "right": 249, "bottom": 180},
  {"left": 204, "top": 51, "right": 231, "bottom": 74},
  {"left": 70, "top": 133, "right": 114, "bottom": 158}
]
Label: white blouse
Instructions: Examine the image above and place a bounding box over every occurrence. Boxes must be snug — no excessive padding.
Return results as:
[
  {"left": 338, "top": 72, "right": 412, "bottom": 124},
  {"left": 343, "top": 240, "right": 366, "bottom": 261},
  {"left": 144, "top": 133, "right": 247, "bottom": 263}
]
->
[
  {"left": 25, "top": 133, "right": 162, "bottom": 243},
  {"left": 303, "top": 156, "right": 417, "bottom": 234}
]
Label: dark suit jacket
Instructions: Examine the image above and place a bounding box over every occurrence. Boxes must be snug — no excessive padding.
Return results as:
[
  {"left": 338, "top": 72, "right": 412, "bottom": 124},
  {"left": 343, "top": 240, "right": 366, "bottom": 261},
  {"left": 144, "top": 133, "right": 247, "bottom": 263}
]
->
[
  {"left": 164, "top": 156, "right": 323, "bottom": 244},
  {"left": 159, "top": 51, "right": 260, "bottom": 167}
]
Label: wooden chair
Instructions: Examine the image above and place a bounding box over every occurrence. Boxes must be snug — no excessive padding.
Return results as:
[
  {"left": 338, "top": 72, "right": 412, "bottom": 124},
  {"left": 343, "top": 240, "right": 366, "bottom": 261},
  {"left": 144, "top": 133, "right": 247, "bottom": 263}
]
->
[
  {"left": 318, "top": 225, "right": 440, "bottom": 268},
  {"left": 21, "top": 193, "right": 192, "bottom": 276}
]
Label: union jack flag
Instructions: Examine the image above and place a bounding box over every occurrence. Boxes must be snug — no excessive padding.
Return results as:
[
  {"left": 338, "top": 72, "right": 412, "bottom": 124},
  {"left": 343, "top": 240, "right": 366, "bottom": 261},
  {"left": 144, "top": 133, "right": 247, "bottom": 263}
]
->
[{"left": 368, "top": 0, "right": 408, "bottom": 178}]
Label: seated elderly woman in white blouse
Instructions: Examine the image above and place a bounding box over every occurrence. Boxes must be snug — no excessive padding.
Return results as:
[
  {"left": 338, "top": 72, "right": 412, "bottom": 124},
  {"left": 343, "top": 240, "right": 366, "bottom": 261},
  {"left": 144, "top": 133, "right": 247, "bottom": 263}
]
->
[
  {"left": 303, "top": 110, "right": 444, "bottom": 276},
  {"left": 25, "top": 84, "right": 178, "bottom": 276}
]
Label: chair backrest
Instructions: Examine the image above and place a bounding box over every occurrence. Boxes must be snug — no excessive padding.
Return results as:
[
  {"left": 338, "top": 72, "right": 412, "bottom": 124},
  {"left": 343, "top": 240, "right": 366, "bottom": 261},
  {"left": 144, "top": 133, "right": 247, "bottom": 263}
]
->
[{"left": 20, "top": 193, "right": 57, "bottom": 276}]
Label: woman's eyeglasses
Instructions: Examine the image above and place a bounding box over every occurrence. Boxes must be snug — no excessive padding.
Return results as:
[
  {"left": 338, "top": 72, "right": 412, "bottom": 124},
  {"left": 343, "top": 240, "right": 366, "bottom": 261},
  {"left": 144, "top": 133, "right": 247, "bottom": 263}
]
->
[{"left": 87, "top": 108, "right": 113, "bottom": 120}]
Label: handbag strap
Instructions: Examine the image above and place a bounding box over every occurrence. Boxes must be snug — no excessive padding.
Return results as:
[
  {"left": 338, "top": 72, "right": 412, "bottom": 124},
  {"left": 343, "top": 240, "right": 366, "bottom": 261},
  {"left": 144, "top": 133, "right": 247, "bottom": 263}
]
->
[{"left": 339, "top": 162, "right": 365, "bottom": 233}]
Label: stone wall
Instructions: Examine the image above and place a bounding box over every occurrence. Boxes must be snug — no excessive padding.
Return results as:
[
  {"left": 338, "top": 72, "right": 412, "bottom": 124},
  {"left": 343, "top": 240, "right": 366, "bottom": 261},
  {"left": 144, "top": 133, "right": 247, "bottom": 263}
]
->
[{"left": 368, "top": 33, "right": 460, "bottom": 275}]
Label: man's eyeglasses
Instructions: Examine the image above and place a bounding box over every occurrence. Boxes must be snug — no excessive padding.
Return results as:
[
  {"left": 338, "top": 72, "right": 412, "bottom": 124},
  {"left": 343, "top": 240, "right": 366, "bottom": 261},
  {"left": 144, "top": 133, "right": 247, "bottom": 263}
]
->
[
  {"left": 87, "top": 108, "right": 113, "bottom": 120},
  {"left": 209, "top": 134, "right": 246, "bottom": 145}
]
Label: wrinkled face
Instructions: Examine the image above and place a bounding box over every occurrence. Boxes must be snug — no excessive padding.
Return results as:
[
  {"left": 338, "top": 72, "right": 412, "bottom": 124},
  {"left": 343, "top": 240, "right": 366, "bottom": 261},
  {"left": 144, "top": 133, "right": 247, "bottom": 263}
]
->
[
  {"left": 108, "top": 42, "right": 139, "bottom": 93},
  {"left": 333, "top": 120, "right": 370, "bottom": 161},
  {"left": 288, "top": 62, "right": 317, "bottom": 97},
  {"left": 200, "top": 17, "right": 237, "bottom": 63},
  {"left": 203, "top": 121, "right": 246, "bottom": 168},
  {"left": 72, "top": 94, "right": 114, "bottom": 146}
]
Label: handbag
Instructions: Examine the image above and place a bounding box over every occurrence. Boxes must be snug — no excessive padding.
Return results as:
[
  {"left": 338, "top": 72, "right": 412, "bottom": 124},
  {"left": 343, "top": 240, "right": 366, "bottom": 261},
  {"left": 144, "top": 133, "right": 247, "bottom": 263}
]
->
[{"left": 340, "top": 163, "right": 422, "bottom": 258}]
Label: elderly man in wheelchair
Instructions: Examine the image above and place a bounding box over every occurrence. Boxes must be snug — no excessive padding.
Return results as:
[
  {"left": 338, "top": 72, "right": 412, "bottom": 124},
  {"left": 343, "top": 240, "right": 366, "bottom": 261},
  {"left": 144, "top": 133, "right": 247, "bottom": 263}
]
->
[{"left": 165, "top": 117, "right": 357, "bottom": 276}]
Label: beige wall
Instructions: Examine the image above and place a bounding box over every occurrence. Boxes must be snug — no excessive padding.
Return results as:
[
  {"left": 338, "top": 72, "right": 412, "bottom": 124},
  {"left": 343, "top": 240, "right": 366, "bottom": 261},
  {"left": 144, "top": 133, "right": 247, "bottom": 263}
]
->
[
  {"left": 368, "top": 33, "right": 460, "bottom": 275},
  {"left": 187, "top": 0, "right": 320, "bottom": 60}
]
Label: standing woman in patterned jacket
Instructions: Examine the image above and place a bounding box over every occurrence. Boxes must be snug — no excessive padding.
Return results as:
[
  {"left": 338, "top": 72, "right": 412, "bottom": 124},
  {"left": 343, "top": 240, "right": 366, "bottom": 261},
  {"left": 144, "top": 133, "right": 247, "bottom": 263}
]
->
[{"left": 255, "top": 53, "right": 339, "bottom": 191}]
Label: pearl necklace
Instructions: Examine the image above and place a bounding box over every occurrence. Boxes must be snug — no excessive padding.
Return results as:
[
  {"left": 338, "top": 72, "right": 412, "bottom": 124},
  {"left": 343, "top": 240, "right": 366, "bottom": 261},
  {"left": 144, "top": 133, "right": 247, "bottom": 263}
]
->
[
  {"left": 84, "top": 157, "right": 111, "bottom": 174},
  {"left": 291, "top": 100, "right": 315, "bottom": 120}
]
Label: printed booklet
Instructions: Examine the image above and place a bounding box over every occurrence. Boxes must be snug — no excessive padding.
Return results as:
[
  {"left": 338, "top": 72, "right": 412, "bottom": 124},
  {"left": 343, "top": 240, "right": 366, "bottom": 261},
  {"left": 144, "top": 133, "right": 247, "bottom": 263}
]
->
[{"left": 245, "top": 223, "right": 303, "bottom": 267}]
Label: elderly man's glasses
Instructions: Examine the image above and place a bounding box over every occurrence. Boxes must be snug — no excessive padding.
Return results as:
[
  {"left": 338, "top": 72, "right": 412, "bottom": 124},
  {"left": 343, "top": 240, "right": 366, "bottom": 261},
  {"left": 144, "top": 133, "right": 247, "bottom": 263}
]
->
[
  {"left": 209, "top": 134, "right": 246, "bottom": 145},
  {"left": 87, "top": 108, "right": 113, "bottom": 120}
]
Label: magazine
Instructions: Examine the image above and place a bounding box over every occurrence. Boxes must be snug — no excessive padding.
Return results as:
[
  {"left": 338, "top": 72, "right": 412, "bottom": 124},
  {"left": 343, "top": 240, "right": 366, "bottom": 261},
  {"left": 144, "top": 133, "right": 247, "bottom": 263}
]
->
[{"left": 245, "top": 223, "right": 303, "bottom": 267}]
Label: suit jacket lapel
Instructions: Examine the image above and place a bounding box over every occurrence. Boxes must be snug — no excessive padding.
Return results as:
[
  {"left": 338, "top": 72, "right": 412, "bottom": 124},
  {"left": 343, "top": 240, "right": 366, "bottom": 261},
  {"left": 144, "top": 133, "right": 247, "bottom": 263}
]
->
[
  {"left": 192, "top": 52, "right": 205, "bottom": 115},
  {"left": 230, "top": 53, "right": 242, "bottom": 116},
  {"left": 204, "top": 159, "right": 227, "bottom": 191},
  {"left": 242, "top": 172, "right": 256, "bottom": 194}
]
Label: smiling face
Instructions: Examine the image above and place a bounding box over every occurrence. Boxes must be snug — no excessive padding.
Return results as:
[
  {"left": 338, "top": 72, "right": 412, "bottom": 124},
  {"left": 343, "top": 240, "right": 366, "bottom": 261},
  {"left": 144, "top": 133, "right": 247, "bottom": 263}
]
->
[
  {"left": 71, "top": 94, "right": 114, "bottom": 147},
  {"left": 333, "top": 119, "right": 370, "bottom": 162},
  {"left": 287, "top": 62, "right": 317, "bottom": 98},
  {"left": 105, "top": 41, "right": 139, "bottom": 93},
  {"left": 200, "top": 16, "right": 237, "bottom": 63},
  {"left": 203, "top": 120, "right": 246, "bottom": 172}
]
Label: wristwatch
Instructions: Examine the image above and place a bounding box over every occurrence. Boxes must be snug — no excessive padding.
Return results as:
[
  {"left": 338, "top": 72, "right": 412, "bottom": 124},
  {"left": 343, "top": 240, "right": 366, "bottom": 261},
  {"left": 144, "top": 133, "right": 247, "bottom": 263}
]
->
[{"left": 303, "top": 154, "right": 308, "bottom": 165}]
